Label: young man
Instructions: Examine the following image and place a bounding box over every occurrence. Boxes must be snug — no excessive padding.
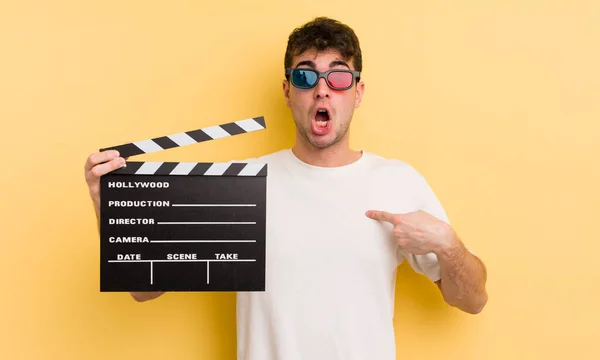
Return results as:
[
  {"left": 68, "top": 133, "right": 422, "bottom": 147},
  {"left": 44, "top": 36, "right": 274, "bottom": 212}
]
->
[{"left": 84, "top": 17, "right": 487, "bottom": 360}]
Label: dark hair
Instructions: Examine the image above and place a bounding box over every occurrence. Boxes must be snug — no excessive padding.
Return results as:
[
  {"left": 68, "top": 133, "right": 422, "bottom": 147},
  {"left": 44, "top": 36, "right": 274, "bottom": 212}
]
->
[{"left": 284, "top": 17, "right": 362, "bottom": 72}]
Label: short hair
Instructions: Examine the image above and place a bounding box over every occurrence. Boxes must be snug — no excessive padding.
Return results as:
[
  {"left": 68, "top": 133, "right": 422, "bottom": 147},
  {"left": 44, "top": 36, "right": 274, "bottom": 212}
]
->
[{"left": 284, "top": 17, "right": 362, "bottom": 72}]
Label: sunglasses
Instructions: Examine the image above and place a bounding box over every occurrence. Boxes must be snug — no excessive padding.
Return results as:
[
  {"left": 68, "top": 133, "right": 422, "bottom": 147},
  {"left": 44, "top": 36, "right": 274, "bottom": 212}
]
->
[{"left": 285, "top": 68, "right": 361, "bottom": 90}]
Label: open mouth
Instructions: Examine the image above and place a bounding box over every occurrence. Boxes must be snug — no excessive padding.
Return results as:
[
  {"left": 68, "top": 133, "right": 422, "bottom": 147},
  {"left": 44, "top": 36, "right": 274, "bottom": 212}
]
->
[{"left": 314, "top": 108, "right": 330, "bottom": 127}]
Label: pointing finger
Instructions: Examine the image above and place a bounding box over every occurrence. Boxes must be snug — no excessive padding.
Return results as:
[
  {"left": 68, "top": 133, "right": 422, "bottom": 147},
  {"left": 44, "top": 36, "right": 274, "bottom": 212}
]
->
[{"left": 365, "top": 210, "right": 399, "bottom": 224}]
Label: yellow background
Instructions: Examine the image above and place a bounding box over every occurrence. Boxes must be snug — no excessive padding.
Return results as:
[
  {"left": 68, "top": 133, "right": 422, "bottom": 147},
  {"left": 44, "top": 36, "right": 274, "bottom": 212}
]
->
[{"left": 1, "top": 1, "right": 598, "bottom": 359}]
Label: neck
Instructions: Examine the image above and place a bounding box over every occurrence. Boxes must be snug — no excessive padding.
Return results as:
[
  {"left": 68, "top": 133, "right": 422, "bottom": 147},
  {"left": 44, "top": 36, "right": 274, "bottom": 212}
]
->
[{"left": 291, "top": 135, "right": 362, "bottom": 167}]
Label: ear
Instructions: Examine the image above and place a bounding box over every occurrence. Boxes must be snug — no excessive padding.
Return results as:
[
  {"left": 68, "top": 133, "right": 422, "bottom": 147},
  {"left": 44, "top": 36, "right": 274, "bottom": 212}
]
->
[
  {"left": 283, "top": 79, "right": 291, "bottom": 108},
  {"left": 354, "top": 80, "right": 365, "bottom": 109}
]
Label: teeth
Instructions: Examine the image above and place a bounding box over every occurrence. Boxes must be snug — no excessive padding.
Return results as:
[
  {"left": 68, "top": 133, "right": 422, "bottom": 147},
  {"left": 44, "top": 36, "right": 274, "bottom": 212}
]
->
[
  {"left": 316, "top": 121, "right": 327, "bottom": 126},
  {"left": 317, "top": 109, "right": 327, "bottom": 113}
]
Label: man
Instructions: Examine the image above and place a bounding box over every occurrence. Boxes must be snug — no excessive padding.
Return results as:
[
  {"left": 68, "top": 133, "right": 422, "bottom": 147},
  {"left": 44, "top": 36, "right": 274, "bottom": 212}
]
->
[{"left": 84, "top": 17, "right": 487, "bottom": 360}]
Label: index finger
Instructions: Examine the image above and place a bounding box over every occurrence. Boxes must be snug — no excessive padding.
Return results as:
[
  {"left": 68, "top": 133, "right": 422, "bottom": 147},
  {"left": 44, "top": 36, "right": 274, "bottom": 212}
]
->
[
  {"left": 84, "top": 150, "right": 120, "bottom": 172},
  {"left": 365, "top": 210, "right": 398, "bottom": 224}
]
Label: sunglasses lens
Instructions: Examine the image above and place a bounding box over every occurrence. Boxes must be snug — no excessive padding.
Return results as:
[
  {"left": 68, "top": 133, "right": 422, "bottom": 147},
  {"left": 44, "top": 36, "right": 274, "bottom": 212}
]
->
[
  {"left": 292, "top": 69, "right": 318, "bottom": 88},
  {"left": 328, "top": 71, "right": 353, "bottom": 89}
]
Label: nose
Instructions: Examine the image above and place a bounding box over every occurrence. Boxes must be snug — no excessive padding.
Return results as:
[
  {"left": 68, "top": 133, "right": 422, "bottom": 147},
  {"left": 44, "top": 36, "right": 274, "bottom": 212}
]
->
[{"left": 313, "top": 77, "right": 330, "bottom": 99}]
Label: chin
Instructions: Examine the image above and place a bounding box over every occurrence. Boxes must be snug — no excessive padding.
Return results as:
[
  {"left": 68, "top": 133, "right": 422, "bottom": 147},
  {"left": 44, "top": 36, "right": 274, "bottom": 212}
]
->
[
  {"left": 296, "top": 120, "right": 346, "bottom": 149},
  {"left": 308, "top": 134, "right": 340, "bottom": 149}
]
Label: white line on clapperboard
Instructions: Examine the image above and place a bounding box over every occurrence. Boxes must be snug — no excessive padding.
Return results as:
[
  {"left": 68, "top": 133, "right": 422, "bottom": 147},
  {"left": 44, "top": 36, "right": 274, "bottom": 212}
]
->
[
  {"left": 171, "top": 204, "right": 256, "bottom": 207},
  {"left": 140, "top": 203, "right": 256, "bottom": 225},
  {"left": 108, "top": 259, "right": 256, "bottom": 285},
  {"left": 150, "top": 240, "right": 256, "bottom": 243},
  {"left": 156, "top": 221, "right": 256, "bottom": 224},
  {"left": 153, "top": 204, "right": 255, "bottom": 224}
]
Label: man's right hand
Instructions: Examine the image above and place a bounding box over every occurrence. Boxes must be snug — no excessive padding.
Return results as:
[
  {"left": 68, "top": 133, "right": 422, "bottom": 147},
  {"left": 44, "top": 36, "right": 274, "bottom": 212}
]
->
[{"left": 84, "top": 150, "right": 126, "bottom": 217}]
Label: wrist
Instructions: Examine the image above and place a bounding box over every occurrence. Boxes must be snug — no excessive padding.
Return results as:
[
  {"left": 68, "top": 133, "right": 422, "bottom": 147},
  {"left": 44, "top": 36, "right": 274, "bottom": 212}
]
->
[{"left": 433, "top": 226, "right": 461, "bottom": 259}]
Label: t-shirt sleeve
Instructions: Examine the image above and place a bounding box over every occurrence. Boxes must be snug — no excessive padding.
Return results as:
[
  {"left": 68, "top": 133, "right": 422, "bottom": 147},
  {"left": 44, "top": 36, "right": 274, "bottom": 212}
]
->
[{"left": 398, "top": 172, "right": 450, "bottom": 283}]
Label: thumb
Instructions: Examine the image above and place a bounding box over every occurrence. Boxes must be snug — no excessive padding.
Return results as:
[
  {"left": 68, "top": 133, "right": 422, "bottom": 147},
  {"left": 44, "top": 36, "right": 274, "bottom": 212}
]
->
[{"left": 365, "top": 210, "right": 397, "bottom": 224}]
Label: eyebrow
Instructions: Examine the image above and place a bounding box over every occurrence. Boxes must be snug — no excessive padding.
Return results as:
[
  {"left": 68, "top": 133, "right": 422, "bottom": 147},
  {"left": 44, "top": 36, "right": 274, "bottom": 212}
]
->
[{"left": 295, "top": 60, "right": 351, "bottom": 69}]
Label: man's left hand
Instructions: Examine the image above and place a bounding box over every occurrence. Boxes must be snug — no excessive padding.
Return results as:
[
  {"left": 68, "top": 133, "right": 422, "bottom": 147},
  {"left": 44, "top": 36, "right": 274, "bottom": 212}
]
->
[{"left": 365, "top": 209, "right": 458, "bottom": 255}]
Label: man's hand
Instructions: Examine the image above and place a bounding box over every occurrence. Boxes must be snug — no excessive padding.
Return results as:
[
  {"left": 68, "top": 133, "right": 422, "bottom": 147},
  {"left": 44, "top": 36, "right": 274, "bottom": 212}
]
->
[
  {"left": 364, "top": 209, "right": 457, "bottom": 256},
  {"left": 84, "top": 150, "right": 126, "bottom": 214},
  {"left": 365, "top": 209, "right": 488, "bottom": 314}
]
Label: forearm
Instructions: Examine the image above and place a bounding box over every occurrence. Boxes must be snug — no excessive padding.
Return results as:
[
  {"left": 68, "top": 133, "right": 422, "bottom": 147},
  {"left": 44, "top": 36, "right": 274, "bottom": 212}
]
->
[{"left": 435, "top": 235, "right": 488, "bottom": 314}]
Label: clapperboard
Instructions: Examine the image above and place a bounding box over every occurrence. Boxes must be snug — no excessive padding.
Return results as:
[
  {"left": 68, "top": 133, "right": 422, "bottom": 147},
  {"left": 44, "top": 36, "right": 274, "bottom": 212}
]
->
[{"left": 98, "top": 116, "right": 267, "bottom": 292}]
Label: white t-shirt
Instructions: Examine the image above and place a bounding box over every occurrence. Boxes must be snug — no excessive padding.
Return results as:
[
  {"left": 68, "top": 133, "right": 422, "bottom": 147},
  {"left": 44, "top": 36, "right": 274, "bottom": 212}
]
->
[{"left": 236, "top": 148, "right": 450, "bottom": 360}]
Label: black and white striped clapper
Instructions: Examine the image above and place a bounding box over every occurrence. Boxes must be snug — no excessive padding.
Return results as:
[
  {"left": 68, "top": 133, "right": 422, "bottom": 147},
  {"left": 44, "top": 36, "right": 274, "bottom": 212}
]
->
[{"left": 99, "top": 116, "right": 267, "bottom": 292}]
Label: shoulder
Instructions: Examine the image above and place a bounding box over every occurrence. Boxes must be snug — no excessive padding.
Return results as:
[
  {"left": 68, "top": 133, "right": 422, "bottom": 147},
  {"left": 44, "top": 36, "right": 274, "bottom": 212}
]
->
[
  {"left": 362, "top": 151, "right": 443, "bottom": 210},
  {"left": 362, "top": 151, "right": 427, "bottom": 185}
]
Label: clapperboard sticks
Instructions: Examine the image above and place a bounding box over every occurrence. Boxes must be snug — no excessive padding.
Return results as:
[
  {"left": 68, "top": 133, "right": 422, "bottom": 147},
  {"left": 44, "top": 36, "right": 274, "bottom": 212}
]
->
[
  {"left": 100, "top": 116, "right": 266, "bottom": 159},
  {"left": 100, "top": 116, "right": 268, "bottom": 176},
  {"left": 99, "top": 116, "right": 267, "bottom": 292}
]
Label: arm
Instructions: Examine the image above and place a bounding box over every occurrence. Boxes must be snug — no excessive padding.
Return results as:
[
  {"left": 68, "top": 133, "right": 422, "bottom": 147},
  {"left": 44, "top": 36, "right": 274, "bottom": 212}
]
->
[
  {"left": 85, "top": 150, "right": 165, "bottom": 303},
  {"left": 434, "top": 232, "right": 488, "bottom": 314},
  {"left": 365, "top": 209, "right": 488, "bottom": 314}
]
